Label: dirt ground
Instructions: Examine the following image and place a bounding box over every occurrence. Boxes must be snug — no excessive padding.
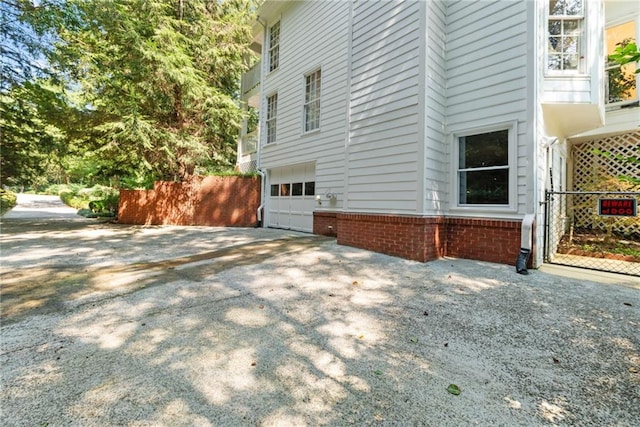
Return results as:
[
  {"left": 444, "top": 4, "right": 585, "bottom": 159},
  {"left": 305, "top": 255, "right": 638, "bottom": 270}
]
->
[{"left": 1, "top": 195, "right": 639, "bottom": 426}]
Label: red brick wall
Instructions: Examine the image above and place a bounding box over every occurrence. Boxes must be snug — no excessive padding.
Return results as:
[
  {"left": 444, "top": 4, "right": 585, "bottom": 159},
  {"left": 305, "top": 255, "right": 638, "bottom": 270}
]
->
[
  {"left": 336, "top": 214, "right": 445, "bottom": 262},
  {"left": 118, "top": 176, "right": 260, "bottom": 227},
  {"left": 445, "top": 217, "right": 522, "bottom": 265},
  {"left": 313, "top": 211, "right": 338, "bottom": 237},
  {"left": 318, "top": 212, "right": 524, "bottom": 265}
]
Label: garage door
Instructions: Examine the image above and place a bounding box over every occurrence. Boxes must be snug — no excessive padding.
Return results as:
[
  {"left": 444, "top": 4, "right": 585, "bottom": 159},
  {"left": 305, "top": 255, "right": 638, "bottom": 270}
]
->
[{"left": 267, "top": 163, "right": 316, "bottom": 232}]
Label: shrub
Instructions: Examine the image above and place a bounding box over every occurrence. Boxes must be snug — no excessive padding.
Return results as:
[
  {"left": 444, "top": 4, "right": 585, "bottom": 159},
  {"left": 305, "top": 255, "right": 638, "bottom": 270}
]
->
[
  {"left": 0, "top": 188, "right": 17, "bottom": 215},
  {"left": 59, "top": 185, "right": 120, "bottom": 216}
]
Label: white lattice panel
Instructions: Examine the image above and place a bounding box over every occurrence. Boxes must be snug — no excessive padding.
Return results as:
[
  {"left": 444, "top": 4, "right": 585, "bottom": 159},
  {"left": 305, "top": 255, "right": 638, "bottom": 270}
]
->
[{"left": 572, "top": 131, "right": 640, "bottom": 236}]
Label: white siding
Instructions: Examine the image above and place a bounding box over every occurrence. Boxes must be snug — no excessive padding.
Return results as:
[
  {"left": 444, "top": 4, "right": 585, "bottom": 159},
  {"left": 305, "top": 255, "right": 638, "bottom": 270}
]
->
[
  {"left": 260, "top": 1, "right": 350, "bottom": 209},
  {"left": 445, "top": 0, "right": 532, "bottom": 216},
  {"left": 424, "top": 0, "right": 447, "bottom": 214},
  {"left": 346, "top": 0, "right": 423, "bottom": 213}
]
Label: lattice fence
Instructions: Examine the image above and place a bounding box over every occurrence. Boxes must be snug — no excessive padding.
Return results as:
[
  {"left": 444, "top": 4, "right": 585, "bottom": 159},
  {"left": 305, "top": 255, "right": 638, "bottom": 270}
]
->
[
  {"left": 237, "top": 159, "right": 257, "bottom": 174},
  {"left": 572, "top": 132, "right": 640, "bottom": 237}
]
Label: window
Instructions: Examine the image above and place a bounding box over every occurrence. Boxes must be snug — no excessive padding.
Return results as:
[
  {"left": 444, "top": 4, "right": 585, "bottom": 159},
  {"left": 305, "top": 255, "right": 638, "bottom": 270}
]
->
[
  {"left": 292, "top": 183, "right": 303, "bottom": 196},
  {"left": 547, "top": 0, "right": 584, "bottom": 72},
  {"left": 268, "top": 22, "right": 280, "bottom": 72},
  {"left": 457, "top": 129, "right": 510, "bottom": 205},
  {"left": 266, "top": 93, "right": 277, "bottom": 144},
  {"left": 304, "top": 69, "right": 321, "bottom": 132},
  {"left": 605, "top": 22, "right": 637, "bottom": 104},
  {"left": 304, "top": 182, "right": 315, "bottom": 196}
]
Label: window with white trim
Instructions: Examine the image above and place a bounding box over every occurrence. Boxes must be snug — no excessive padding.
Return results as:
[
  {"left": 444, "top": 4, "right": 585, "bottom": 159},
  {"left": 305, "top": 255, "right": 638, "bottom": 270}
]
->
[
  {"left": 266, "top": 93, "right": 277, "bottom": 144},
  {"left": 268, "top": 21, "right": 280, "bottom": 72},
  {"left": 547, "top": 0, "right": 584, "bottom": 72},
  {"left": 304, "top": 69, "right": 321, "bottom": 132},
  {"left": 457, "top": 129, "right": 510, "bottom": 205}
]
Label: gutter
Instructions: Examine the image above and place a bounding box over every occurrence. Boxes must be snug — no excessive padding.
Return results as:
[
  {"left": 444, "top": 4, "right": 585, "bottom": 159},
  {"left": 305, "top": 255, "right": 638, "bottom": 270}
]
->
[
  {"left": 256, "top": 168, "right": 265, "bottom": 226},
  {"left": 254, "top": 15, "right": 267, "bottom": 228}
]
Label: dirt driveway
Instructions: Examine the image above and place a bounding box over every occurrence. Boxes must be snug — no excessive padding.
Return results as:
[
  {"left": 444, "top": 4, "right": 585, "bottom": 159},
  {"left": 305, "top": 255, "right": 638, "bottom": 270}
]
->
[{"left": 1, "top": 195, "right": 639, "bottom": 426}]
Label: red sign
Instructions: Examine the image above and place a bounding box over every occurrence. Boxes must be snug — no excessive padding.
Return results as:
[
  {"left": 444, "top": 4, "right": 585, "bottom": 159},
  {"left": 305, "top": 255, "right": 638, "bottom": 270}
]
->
[{"left": 598, "top": 198, "right": 638, "bottom": 217}]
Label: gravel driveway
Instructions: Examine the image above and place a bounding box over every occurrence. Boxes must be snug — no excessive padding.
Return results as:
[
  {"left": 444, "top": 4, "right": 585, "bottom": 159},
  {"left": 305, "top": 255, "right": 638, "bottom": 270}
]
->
[{"left": 1, "top": 194, "right": 639, "bottom": 426}]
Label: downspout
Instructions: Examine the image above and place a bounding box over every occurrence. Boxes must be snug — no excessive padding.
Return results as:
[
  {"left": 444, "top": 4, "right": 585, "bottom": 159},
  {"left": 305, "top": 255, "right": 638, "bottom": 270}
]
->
[
  {"left": 516, "top": 0, "right": 540, "bottom": 275},
  {"left": 256, "top": 169, "right": 265, "bottom": 226},
  {"left": 516, "top": 214, "right": 536, "bottom": 274},
  {"left": 517, "top": 136, "right": 558, "bottom": 274},
  {"left": 255, "top": 15, "right": 267, "bottom": 227}
]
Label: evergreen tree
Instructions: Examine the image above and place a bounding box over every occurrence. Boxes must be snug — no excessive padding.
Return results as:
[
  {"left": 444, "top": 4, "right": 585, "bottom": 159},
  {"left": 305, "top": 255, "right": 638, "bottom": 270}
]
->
[{"left": 55, "top": 0, "right": 256, "bottom": 181}]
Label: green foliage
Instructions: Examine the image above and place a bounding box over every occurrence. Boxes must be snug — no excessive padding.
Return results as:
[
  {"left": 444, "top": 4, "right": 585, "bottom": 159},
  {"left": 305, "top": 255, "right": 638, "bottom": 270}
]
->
[
  {"left": 59, "top": 184, "right": 119, "bottom": 215},
  {"left": 0, "top": 0, "right": 66, "bottom": 89},
  {"left": 52, "top": 0, "right": 257, "bottom": 181},
  {"left": 592, "top": 147, "right": 640, "bottom": 186},
  {"left": 2, "top": 0, "right": 258, "bottom": 187},
  {"left": 42, "top": 183, "right": 81, "bottom": 196},
  {"left": 608, "top": 41, "right": 640, "bottom": 74},
  {"left": 0, "top": 188, "right": 18, "bottom": 215},
  {"left": 0, "top": 80, "right": 69, "bottom": 187}
]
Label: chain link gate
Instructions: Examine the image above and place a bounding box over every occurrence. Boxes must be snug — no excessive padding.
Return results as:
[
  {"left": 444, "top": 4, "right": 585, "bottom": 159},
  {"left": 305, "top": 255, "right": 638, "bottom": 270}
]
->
[{"left": 544, "top": 191, "right": 640, "bottom": 276}]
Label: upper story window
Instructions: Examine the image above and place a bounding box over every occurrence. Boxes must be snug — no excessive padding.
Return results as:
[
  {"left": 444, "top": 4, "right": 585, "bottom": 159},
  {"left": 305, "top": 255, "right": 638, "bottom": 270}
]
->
[
  {"left": 605, "top": 21, "right": 637, "bottom": 105},
  {"left": 268, "top": 21, "right": 280, "bottom": 72},
  {"left": 457, "top": 129, "right": 511, "bottom": 206},
  {"left": 266, "top": 93, "right": 278, "bottom": 144},
  {"left": 547, "top": 0, "right": 584, "bottom": 72},
  {"left": 304, "top": 69, "right": 321, "bottom": 132}
]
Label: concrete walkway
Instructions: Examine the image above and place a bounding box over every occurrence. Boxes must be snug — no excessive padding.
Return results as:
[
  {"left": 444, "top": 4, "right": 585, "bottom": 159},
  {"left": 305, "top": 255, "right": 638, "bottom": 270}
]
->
[
  {"left": 2, "top": 193, "right": 83, "bottom": 220},
  {"left": 1, "top": 195, "right": 639, "bottom": 426}
]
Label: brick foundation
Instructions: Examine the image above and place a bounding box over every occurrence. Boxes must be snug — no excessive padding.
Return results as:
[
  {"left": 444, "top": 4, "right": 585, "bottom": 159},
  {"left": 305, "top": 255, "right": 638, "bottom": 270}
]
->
[
  {"left": 316, "top": 211, "right": 525, "bottom": 265},
  {"left": 445, "top": 217, "right": 522, "bottom": 265},
  {"left": 313, "top": 211, "right": 338, "bottom": 237}
]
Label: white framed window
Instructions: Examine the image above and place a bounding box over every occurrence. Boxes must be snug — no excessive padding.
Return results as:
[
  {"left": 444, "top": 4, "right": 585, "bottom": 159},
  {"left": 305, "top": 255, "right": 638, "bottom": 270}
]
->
[
  {"left": 547, "top": 0, "right": 585, "bottom": 72},
  {"left": 268, "top": 21, "right": 280, "bottom": 72},
  {"left": 266, "top": 93, "right": 277, "bottom": 144},
  {"left": 454, "top": 123, "right": 517, "bottom": 209},
  {"left": 303, "top": 69, "right": 321, "bottom": 132}
]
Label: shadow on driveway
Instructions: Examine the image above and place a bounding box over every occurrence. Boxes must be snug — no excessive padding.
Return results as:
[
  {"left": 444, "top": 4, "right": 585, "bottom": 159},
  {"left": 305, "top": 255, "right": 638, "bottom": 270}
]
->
[{"left": 1, "top": 197, "right": 639, "bottom": 426}]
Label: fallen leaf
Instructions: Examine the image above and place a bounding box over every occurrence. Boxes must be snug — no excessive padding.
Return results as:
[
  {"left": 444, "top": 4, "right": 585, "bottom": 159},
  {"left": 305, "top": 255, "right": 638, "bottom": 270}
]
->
[
  {"left": 630, "top": 367, "right": 639, "bottom": 374},
  {"left": 258, "top": 305, "right": 264, "bottom": 309},
  {"left": 374, "top": 370, "right": 383, "bottom": 376},
  {"left": 251, "top": 361, "right": 257, "bottom": 366},
  {"left": 352, "top": 281, "right": 359, "bottom": 286},
  {"left": 410, "top": 337, "right": 418, "bottom": 343},
  {"left": 446, "top": 384, "right": 461, "bottom": 395}
]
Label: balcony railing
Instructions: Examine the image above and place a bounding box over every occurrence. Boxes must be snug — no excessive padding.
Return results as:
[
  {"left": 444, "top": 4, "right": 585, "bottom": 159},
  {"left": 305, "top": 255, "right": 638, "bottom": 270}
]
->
[
  {"left": 241, "top": 61, "right": 261, "bottom": 96},
  {"left": 605, "top": 61, "right": 638, "bottom": 109}
]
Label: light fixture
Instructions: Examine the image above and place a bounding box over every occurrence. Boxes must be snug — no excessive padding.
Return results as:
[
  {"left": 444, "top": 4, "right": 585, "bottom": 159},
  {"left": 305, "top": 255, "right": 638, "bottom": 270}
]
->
[{"left": 325, "top": 189, "right": 337, "bottom": 200}]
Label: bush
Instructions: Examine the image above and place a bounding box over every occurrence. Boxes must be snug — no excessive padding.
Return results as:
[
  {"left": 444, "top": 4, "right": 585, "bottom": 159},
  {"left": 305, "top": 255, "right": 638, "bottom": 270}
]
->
[
  {"left": 0, "top": 188, "right": 17, "bottom": 215},
  {"left": 59, "top": 184, "right": 120, "bottom": 216}
]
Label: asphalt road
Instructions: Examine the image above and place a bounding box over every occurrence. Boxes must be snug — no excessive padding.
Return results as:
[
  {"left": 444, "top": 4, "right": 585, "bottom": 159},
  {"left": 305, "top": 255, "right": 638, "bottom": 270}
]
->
[{"left": 1, "top": 194, "right": 639, "bottom": 426}]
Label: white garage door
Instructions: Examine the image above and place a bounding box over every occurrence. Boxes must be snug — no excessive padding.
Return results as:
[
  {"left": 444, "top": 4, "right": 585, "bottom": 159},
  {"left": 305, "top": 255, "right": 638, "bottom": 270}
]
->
[{"left": 267, "top": 163, "right": 316, "bottom": 233}]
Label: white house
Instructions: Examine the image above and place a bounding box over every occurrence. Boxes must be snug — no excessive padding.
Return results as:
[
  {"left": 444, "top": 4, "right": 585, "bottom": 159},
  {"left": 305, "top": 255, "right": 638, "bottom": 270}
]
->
[{"left": 237, "top": 0, "right": 640, "bottom": 271}]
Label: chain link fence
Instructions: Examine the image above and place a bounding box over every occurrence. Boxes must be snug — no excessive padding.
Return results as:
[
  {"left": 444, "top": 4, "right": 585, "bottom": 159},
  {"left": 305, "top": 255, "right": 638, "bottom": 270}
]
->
[{"left": 544, "top": 191, "right": 640, "bottom": 277}]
